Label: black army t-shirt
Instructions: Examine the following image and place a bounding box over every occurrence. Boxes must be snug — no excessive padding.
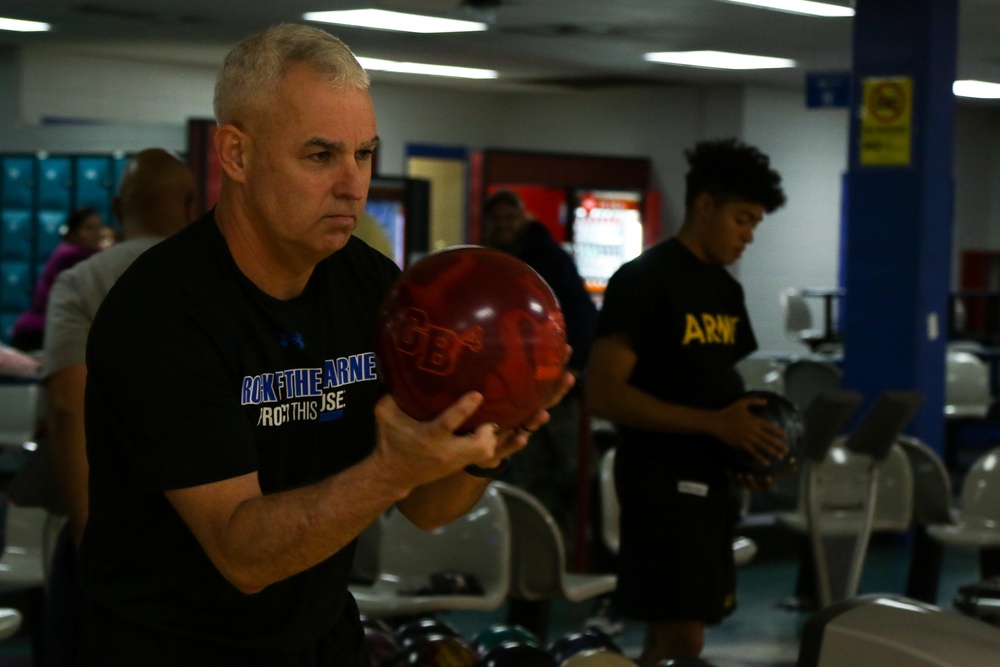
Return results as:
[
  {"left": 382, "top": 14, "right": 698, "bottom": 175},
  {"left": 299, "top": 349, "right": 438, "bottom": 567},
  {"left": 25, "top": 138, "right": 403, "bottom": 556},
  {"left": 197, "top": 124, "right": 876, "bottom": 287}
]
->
[
  {"left": 80, "top": 211, "right": 399, "bottom": 653},
  {"left": 595, "top": 237, "right": 757, "bottom": 475}
]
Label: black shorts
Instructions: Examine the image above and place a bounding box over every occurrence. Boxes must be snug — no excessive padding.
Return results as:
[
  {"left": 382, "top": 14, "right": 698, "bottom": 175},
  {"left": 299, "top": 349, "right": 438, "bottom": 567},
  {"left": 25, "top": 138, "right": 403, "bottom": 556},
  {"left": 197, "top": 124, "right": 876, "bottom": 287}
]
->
[
  {"left": 79, "top": 601, "right": 365, "bottom": 667},
  {"left": 613, "top": 454, "right": 740, "bottom": 624}
]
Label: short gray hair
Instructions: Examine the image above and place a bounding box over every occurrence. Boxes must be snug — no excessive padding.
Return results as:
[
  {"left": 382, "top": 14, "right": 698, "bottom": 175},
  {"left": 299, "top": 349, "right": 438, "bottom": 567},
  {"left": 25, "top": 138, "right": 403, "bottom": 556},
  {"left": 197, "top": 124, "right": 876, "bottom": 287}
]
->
[{"left": 214, "top": 23, "right": 370, "bottom": 126}]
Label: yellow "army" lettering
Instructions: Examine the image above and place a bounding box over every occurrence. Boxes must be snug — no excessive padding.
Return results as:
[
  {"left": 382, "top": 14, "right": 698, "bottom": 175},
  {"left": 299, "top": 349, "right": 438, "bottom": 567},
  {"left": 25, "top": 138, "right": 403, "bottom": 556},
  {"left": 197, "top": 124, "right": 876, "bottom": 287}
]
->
[{"left": 682, "top": 313, "right": 740, "bottom": 345}]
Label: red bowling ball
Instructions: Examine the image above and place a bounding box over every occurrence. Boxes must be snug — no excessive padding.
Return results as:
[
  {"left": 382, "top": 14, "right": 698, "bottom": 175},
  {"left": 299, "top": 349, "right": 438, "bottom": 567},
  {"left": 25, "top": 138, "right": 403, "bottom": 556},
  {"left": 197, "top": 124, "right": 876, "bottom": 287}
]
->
[{"left": 375, "top": 246, "right": 568, "bottom": 433}]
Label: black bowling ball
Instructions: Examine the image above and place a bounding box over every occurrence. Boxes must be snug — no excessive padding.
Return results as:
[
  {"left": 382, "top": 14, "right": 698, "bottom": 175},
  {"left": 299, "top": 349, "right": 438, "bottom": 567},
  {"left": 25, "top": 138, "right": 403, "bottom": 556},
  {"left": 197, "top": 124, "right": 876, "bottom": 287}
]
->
[{"left": 729, "top": 389, "right": 804, "bottom": 478}]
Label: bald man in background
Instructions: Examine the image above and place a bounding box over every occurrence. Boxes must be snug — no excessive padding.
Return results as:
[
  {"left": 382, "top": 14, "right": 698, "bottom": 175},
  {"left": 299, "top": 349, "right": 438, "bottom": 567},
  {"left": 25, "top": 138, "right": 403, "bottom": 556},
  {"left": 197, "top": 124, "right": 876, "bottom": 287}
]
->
[{"left": 39, "top": 148, "right": 198, "bottom": 666}]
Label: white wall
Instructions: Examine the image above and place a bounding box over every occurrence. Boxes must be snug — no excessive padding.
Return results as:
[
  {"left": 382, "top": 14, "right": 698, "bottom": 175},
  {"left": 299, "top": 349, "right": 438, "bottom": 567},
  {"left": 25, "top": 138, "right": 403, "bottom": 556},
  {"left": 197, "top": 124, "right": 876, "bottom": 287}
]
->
[{"left": 740, "top": 86, "right": 850, "bottom": 353}]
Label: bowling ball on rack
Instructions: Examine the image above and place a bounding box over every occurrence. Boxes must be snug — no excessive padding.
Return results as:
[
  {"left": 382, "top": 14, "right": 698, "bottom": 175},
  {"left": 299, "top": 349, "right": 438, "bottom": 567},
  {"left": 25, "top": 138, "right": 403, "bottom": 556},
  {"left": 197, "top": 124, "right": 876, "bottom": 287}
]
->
[
  {"left": 729, "top": 389, "right": 805, "bottom": 478},
  {"left": 547, "top": 630, "right": 622, "bottom": 664},
  {"left": 363, "top": 624, "right": 400, "bottom": 667},
  {"left": 375, "top": 246, "right": 568, "bottom": 433},
  {"left": 561, "top": 648, "right": 638, "bottom": 666},
  {"left": 399, "top": 633, "right": 478, "bottom": 667},
  {"left": 477, "top": 641, "right": 557, "bottom": 667},
  {"left": 395, "top": 617, "right": 462, "bottom": 648},
  {"left": 472, "top": 624, "right": 541, "bottom": 656}
]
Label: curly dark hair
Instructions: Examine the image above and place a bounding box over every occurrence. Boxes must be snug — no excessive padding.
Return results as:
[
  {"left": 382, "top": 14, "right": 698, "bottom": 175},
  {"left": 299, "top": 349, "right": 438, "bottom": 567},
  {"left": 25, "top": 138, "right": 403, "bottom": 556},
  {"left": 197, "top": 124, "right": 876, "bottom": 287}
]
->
[{"left": 684, "top": 138, "right": 786, "bottom": 213}]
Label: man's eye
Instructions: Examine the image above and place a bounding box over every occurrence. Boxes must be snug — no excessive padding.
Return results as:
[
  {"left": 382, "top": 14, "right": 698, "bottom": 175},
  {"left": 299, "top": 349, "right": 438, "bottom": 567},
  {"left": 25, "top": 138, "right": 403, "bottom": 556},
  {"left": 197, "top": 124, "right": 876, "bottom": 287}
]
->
[{"left": 357, "top": 149, "right": 374, "bottom": 161}]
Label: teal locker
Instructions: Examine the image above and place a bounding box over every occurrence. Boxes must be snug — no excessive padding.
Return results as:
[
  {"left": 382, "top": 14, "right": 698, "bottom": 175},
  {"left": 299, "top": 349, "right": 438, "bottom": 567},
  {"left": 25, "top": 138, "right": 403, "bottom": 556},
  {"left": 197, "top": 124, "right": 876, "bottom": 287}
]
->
[
  {"left": 75, "top": 156, "right": 113, "bottom": 221},
  {"left": 36, "top": 210, "right": 67, "bottom": 260},
  {"left": 1, "top": 156, "right": 34, "bottom": 209},
  {"left": 37, "top": 156, "right": 72, "bottom": 211},
  {"left": 0, "top": 261, "right": 31, "bottom": 312},
  {"left": 1, "top": 209, "right": 32, "bottom": 261}
]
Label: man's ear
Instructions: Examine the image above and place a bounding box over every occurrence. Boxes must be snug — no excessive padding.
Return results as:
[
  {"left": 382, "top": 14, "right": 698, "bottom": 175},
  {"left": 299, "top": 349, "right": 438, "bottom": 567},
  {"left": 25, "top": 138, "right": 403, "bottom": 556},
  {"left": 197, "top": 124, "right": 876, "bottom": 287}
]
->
[
  {"left": 214, "top": 124, "right": 249, "bottom": 184},
  {"left": 692, "top": 191, "right": 717, "bottom": 221}
]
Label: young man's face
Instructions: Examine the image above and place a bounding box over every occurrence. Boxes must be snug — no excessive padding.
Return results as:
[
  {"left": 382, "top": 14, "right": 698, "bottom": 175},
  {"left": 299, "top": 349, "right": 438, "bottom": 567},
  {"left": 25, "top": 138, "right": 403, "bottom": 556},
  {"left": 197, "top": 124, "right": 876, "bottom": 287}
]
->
[{"left": 693, "top": 193, "right": 765, "bottom": 265}]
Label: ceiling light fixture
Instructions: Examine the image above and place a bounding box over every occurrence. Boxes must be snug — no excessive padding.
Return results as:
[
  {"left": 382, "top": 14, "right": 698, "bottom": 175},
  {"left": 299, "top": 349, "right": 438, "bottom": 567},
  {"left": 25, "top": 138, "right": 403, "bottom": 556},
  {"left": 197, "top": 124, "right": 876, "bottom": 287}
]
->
[
  {"left": 357, "top": 56, "right": 497, "bottom": 80},
  {"left": 718, "top": 0, "right": 854, "bottom": 17},
  {"left": 0, "top": 16, "right": 51, "bottom": 32},
  {"left": 644, "top": 51, "right": 796, "bottom": 70},
  {"left": 953, "top": 80, "right": 1000, "bottom": 99},
  {"left": 304, "top": 9, "right": 486, "bottom": 33}
]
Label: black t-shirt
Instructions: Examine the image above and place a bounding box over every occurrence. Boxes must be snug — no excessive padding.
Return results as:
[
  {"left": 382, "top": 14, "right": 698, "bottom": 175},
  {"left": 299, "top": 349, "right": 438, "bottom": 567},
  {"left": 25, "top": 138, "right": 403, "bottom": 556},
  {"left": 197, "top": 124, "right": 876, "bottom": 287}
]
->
[
  {"left": 516, "top": 221, "right": 598, "bottom": 371},
  {"left": 80, "top": 211, "right": 399, "bottom": 653},
  {"left": 595, "top": 237, "right": 756, "bottom": 477}
]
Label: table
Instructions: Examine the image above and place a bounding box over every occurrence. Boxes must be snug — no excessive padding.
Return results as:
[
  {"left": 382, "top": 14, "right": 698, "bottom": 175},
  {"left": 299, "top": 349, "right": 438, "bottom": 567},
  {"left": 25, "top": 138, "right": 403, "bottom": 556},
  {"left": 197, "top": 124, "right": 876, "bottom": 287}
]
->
[{"left": 799, "top": 287, "right": 846, "bottom": 345}]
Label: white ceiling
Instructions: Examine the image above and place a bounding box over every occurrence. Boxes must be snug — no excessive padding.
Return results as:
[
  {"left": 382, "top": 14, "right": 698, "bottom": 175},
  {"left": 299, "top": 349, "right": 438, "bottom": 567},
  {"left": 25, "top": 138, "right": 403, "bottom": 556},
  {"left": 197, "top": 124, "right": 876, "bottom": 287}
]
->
[{"left": 0, "top": 0, "right": 999, "bottom": 99}]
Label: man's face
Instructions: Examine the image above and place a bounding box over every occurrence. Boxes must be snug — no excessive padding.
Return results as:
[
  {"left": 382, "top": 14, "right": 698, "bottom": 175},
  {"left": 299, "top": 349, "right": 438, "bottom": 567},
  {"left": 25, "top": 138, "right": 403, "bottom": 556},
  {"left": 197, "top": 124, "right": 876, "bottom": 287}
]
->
[
  {"left": 484, "top": 201, "right": 528, "bottom": 251},
  {"left": 697, "top": 194, "right": 765, "bottom": 266},
  {"left": 239, "top": 64, "right": 379, "bottom": 266}
]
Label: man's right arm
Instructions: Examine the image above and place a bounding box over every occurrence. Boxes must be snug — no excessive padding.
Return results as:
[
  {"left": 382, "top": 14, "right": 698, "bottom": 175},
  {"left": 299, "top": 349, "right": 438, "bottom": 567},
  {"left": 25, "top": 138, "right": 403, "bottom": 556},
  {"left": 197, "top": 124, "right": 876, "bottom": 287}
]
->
[
  {"left": 584, "top": 332, "right": 785, "bottom": 460},
  {"left": 43, "top": 271, "right": 94, "bottom": 545},
  {"left": 165, "top": 392, "right": 515, "bottom": 595}
]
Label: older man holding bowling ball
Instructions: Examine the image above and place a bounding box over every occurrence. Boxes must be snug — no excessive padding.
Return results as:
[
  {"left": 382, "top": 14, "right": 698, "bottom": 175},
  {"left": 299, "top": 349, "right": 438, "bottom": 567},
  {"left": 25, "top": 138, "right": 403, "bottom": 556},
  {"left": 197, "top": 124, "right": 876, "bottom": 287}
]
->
[{"left": 78, "top": 24, "right": 572, "bottom": 666}]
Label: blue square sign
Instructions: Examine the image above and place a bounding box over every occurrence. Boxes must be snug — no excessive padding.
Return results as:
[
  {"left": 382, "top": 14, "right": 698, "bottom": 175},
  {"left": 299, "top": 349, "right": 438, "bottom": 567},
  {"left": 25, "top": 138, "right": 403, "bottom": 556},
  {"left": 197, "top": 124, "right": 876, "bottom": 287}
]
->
[{"left": 806, "top": 71, "right": 853, "bottom": 108}]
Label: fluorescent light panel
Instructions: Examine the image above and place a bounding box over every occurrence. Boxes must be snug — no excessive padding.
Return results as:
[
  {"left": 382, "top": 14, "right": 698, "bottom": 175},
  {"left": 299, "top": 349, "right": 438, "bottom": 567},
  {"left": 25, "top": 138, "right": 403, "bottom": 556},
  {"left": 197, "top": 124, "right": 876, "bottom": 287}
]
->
[
  {"left": 644, "top": 50, "right": 796, "bottom": 70},
  {"left": 304, "top": 9, "right": 486, "bottom": 33},
  {"left": 357, "top": 56, "right": 497, "bottom": 80},
  {"left": 718, "top": 0, "right": 854, "bottom": 17},
  {"left": 0, "top": 16, "right": 51, "bottom": 32},
  {"left": 954, "top": 80, "right": 1000, "bottom": 99}
]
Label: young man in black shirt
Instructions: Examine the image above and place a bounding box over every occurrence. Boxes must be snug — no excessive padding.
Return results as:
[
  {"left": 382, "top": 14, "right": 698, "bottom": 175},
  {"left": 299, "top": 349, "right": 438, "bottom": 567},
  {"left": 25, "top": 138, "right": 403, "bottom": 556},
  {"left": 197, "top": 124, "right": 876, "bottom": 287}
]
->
[{"left": 585, "top": 138, "right": 788, "bottom": 665}]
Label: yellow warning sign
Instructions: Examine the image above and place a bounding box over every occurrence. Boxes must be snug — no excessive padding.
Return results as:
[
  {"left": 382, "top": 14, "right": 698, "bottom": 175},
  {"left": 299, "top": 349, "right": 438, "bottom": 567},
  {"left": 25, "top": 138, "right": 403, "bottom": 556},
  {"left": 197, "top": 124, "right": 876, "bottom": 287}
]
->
[{"left": 860, "top": 77, "right": 913, "bottom": 166}]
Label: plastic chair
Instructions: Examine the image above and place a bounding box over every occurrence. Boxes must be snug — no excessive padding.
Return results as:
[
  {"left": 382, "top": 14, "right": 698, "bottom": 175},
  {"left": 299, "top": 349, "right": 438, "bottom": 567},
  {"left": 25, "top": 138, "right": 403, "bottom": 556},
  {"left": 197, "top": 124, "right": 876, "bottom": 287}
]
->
[
  {"left": 944, "top": 349, "right": 991, "bottom": 419},
  {"left": 781, "top": 289, "right": 827, "bottom": 351},
  {"left": 493, "top": 481, "right": 616, "bottom": 641},
  {"left": 0, "top": 504, "right": 48, "bottom": 590},
  {"left": 928, "top": 446, "right": 1000, "bottom": 553},
  {"left": 777, "top": 439, "right": 914, "bottom": 536},
  {"left": 897, "top": 436, "right": 955, "bottom": 603},
  {"left": 350, "top": 485, "right": 510, "bottom": 618},
  {"left": 783, "top": 359, "right": 842, "bottom": 413},
  {"left": 349, "top": 519, "right": 381, "bottom": 585},
  {"left": 597, "top": 448, "right": 756, "bottom": 567},
  {"left": 736, "top": 355, "right": 785, "bottom": 394},
  {"left": 943, "top": 347, "right": 995, "bottom": 474},
  {"left": 0, "top": 383, "right": 40, "bottom": 448},
  {"left": 778, "top": 390, "right": 922, "bottom": 609}
]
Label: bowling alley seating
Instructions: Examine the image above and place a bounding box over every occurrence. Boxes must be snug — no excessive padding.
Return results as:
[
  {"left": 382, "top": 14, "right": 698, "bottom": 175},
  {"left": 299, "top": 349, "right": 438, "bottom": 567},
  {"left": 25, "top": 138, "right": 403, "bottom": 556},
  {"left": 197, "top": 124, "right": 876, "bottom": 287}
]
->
[
  {"left": 0, "top": 382, "right": 40, "bottom": 449},
  {"left": 492, "top": 481, "right": 617, "bottom": 642},
  {"left": 781, "top": 289, "right": 828, "bottom": 352},
  {"left": 777, "top": 391, "right": 923, "bottom": 609},
  {"left": 772, "top": 360, "right": 844, "bottom": 507},
  {"left": 735, "top": 355, "right": 785, "bottom": 394},
  {"left": 943, "top": 347, "right": 995, "bottom": 474},
  {"left": 597, "top": 448, "right": 758, "bottom": 568},
  {"left": 350, "top": 485, "right": 511, "bottom": 618},
  {"left": 349, "top": 519, "right": 381, "bottom": 585},
  {"left": 927, "top": 446, "right": 1000, "bottom": 580},
  {"left": 897, "top": 436, "right": 956, "bottom": 603}
]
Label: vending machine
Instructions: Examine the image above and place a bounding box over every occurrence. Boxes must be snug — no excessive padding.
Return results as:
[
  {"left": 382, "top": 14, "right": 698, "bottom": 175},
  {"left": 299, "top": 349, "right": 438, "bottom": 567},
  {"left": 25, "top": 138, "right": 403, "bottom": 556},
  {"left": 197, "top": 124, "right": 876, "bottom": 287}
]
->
[{"left": 569, "top": 189, "right": 646, "bottom": 308}]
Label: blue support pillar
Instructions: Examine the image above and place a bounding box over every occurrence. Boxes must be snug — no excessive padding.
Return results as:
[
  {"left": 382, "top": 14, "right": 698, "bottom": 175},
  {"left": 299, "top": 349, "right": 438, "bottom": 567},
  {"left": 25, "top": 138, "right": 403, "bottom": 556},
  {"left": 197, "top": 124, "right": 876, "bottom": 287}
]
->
[{"left": 841, "top": 0, "right": 957, "bottom": 454}]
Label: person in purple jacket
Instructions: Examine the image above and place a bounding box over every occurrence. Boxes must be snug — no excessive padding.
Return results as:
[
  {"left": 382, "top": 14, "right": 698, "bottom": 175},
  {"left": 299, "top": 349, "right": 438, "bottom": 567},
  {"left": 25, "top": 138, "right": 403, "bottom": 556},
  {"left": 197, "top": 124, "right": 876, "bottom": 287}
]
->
[{"left": 10, "top": 207, "right": 107, "bottom": 351}]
